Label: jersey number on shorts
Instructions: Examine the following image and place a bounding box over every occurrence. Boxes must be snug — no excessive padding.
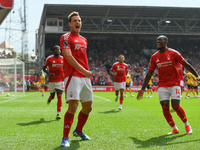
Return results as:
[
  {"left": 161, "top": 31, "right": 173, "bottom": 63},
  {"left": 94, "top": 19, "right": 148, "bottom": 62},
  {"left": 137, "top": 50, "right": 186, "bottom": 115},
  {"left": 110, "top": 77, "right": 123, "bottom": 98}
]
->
[{"left": 176, "top": 88, "right": 181, "bottom": 95}]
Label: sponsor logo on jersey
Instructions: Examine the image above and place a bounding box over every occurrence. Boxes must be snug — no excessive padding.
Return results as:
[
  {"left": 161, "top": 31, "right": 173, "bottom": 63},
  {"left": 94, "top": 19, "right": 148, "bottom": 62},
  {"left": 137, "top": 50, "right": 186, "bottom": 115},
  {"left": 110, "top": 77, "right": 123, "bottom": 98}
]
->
[
  {"left": 157, "top": 61, "right": 172, "bottom": 68},
  {"left": 117, "top": 67, "right": 126, "bottom": 71},
  {"left": 52, "top": 64, "right": 63, "bottom": 67},
  {"left": 74, "top": 44, "right": 87, "bottom": 50}
]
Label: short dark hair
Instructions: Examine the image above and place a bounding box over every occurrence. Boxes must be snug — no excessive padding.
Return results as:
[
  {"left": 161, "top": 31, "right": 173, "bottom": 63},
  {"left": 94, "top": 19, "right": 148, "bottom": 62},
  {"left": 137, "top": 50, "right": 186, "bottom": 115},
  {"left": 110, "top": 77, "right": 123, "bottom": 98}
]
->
[
  {"left": 53, "top": 45, "right": 60, "bottom": 51},
  {"left": 68, "top": 11, "right": 79, "bottom": 22},
  {"left": 157, "top": 35, "right": 168, "bottom": 43}
]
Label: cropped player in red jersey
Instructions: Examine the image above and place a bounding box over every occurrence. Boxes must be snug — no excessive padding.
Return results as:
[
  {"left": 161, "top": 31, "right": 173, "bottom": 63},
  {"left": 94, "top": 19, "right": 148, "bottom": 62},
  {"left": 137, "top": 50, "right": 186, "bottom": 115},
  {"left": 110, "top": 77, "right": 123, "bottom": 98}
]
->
[
  {"left": 137, "top": 35, "right": 200, "bottom": 135},
  {"left": 60, "top": 11, "right": 93, "bottom": 147},
  {"left": 176, "top": 63, "right": 185, "bottom": 97},
  {"left": 110, "top": 54, "right": 128, "bottom": 110},
  {"left": 43, "top": 45, "right": 64, "bottom": 120}
]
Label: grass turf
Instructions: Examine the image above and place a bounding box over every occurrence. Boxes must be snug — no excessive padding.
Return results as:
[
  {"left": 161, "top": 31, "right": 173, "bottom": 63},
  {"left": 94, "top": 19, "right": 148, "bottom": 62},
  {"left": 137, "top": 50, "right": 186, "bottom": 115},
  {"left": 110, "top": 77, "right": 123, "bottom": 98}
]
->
[{"left": 0, "top": 91, "right": 200, "bottom": 150}]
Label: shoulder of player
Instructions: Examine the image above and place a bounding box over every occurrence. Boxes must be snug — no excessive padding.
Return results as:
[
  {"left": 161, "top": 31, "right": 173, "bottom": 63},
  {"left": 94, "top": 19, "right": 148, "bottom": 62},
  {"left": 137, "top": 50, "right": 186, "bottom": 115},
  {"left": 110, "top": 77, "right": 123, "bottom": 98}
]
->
[
  {"left": 61, "top": 32, "right": 71, "bottom": 40},
  {"left": 151, "top": 51, "right": 159, "bottom": 57},
  {"left": 113, "top": 62, "right": 119, "bottom": 66},
  {"left": 167, "top": 48, "right": 181, "bottom": 55},
  {"left": 123, "top": 63, "right": 128, "bottom": 67},
  {"left": 79, "top": 34, "right": 87, "bottom": 40},
  {"left": 46, "top": 55, "right": 54, "bottom": 60}
]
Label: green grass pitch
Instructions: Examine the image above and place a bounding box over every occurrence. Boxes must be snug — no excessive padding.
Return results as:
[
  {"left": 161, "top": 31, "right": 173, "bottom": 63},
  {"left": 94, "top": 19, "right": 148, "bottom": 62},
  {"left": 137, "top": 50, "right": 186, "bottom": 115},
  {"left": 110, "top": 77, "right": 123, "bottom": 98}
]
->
[{"left": 0, "top": 91, "right": 200, "bottom": 150}]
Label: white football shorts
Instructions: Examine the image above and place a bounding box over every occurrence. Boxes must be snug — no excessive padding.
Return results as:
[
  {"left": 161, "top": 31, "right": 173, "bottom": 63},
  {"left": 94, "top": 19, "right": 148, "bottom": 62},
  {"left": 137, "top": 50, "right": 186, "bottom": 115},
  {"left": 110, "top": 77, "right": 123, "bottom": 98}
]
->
[
  {"left": 180, "top": 80, "right": 184, "bottom": 87},
  {"left": 48, "top": 81, "right": 64, "bottom": 93},
  {"left": 64, "top": 76, "right": 93, "bottom": 102},
  {"left": 157, "top": 86, "right": 181, "bottom": 101},
  {"left": 114, "top": 82, "right": 126, "bottom": 91}
]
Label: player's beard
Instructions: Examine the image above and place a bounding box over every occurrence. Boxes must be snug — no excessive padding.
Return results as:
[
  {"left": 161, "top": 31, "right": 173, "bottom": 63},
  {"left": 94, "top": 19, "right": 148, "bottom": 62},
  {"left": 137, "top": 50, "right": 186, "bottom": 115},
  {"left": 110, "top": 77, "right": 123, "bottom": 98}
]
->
[{"left": 54, "top": 53, "right": 60, "bottom": 57}]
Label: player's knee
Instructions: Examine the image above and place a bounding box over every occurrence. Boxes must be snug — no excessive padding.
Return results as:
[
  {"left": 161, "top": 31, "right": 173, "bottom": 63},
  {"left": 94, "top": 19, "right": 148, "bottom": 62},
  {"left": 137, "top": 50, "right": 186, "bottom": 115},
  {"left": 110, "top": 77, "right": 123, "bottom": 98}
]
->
[
  {"left": 82, "top": 106, "right": 92, "bottom": 114},
  {"left": 57, "top": 94, "right": 62, "bottom": 99},
  {"left": 68, "top": 101, "right": 79, "bottom": 114},
  {"left": 172, "top": 104, "right": 180, "bottom": 111},
  {"left": 162, "top": 105, "right": 169, "bottom": 111}
]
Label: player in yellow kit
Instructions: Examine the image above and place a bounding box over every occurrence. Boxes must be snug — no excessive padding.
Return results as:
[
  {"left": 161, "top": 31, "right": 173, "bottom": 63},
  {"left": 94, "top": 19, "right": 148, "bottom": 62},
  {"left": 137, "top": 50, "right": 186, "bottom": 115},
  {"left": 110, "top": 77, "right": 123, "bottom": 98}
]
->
[
  {"left": 124, "top": 70, "right": 134, "bottom": 97},
  {"left": 146, "top": 76, "right": 153, "bottom": 98},
  {"left": 185, "top": 71, "right": 197, "bottom": 98},
  {"left": 193, "top": 76, "right": 199, "bottom": 97},
  {"left": 40, "top": 72, "right": 45, "bottom": 96}
]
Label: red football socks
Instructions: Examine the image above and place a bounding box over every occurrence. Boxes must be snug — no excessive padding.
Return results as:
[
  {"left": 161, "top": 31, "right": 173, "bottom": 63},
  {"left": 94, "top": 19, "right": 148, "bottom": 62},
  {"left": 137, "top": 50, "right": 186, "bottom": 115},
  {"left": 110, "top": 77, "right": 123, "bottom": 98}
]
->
[
  {"left": 172, "top": 104, "right": 187, "bottom": 123},
  {"left": 57, "top": 94, "right": 62, "bottom": 112},
  {"left": 76, "top": 111, "right": 89, "bottom": 133},
  {"left": 162, "top": 106, "right": 175, "bottom": 127},
  {"left": 120, "top": 97, "right": 123, "bottom": 105},
  {"left": 63, "top": 111, "right": 74, "bottom": 139}
]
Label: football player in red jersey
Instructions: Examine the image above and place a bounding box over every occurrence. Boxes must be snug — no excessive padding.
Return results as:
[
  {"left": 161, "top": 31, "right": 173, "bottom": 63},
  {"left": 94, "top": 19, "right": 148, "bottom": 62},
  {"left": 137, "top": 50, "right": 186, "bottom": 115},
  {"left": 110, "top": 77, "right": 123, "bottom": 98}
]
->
[
  {"left": 60, "top": 11, "right": 93, "bottom": 147},
  {"left": 43, "top": 45, "right": 64, "bottom": 120},
  {"left": 137, "top": 35, "right": 200, "bottom": 135},
  {"left": 110, "top": 54, "right": 128, "bottom": 110}
]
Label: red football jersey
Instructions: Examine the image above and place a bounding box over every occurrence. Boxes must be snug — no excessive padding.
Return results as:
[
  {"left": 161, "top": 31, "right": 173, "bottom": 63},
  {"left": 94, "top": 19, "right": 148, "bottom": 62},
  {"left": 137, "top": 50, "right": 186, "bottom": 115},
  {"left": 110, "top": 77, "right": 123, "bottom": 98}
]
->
[
  {"left": 148, "top": 48, "right": 185, "bottom": 87},
  {"left": 44, "top": 55, "right": 64, "bottom": 82},
  {"left": 111, "top": 62, "right": 128, "bottom": 82},
  {"left": 60, "top": 31, "right": 89, "bottom": 78},
  {"left": 176, "top": 63, "right": 185, "bottom": 80}
]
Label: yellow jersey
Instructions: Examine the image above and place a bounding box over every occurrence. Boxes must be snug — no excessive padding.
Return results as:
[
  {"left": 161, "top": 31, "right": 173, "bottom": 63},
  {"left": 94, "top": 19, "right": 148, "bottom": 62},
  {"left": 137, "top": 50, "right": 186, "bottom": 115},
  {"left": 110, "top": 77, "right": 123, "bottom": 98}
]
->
[
  {"left": 126, "top": 74, "right": 131, "bottom": 85},
  {"left": 186, "top": 72, "right": 194, "bottom": 85},
  {"left": 40, "top": 75, "right": 45, "bottom": 85},
  {"left": 193, "top": 76, "right": 198, "bottom": 87},
  {"left": 148, "top": 76, "right": 153, "bottom": 85}
]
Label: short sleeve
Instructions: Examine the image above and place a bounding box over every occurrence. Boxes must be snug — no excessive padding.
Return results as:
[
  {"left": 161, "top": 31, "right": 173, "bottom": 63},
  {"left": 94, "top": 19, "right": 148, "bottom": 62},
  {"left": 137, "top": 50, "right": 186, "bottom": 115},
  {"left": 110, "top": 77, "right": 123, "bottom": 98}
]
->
[
  {"left": 60, "top": 34, "right": 71, "bottom": 50},
  {"left": 148, "top": 56, "right": 156, "bottom": 71}
]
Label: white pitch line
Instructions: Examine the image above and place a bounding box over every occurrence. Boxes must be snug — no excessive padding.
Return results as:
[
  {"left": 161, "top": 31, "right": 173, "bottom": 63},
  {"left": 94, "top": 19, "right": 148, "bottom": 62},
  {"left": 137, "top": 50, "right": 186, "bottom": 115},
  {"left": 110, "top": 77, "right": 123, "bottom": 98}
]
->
[
  {"left": 0, "top": 92, "right": 36, "bottom": 104},
  {"left": 93, "top": 95, "right": 111, "bottom": 101}
]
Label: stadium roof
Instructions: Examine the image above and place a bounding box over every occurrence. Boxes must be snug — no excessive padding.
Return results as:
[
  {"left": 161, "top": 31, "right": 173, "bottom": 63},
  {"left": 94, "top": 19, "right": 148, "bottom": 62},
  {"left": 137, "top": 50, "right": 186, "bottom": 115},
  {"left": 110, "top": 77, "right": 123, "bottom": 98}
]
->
[
  {"left": 0, "top": 0, "right": 13, "bottom": 25},
  {"left": 40, "top": 4, "right": 200, "bottom": 35}
]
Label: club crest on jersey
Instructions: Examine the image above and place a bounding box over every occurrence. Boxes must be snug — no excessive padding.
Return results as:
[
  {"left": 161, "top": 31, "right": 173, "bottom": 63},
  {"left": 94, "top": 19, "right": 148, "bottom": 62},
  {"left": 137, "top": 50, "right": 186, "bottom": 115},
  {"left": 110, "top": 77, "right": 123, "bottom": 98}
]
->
[
  {"left": 70, "top": 91, "right": 73, "bottom": 98},
  {"left": 167, "top": 55, "right": 170, "bottom": 60}
]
